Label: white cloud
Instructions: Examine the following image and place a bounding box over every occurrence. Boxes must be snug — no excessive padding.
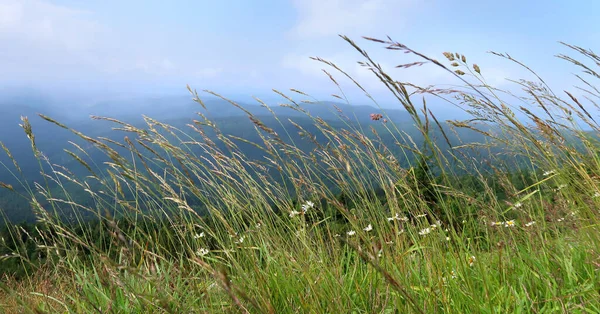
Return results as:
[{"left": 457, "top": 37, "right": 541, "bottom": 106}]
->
[
  {"left": 0, "top": 0, "right": 101, "bottom": 51},
  {"left": 0, "top": 0, "right": 190, "bottom": 84},
  {"left": 289, "top": 0, "right": 418, "bottom": 39}
]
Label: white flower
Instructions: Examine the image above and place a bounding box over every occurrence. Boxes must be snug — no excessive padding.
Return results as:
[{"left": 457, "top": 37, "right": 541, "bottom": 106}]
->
[
  {"left": 557, "top": 217, "right": 565, "bottom": 222},
  {"left": 504, "top": 220, "right": 516, "bottom": 228},
  {"left": 347, "top": 230, "right": 356, "bottom": 236},
  {"left": 289, "top": 210, "right": 301, "bottom": 218},
  {"left": 387, "top": 213, "right": 409, "bottom": 222},
  {"left": 513, "top": 202, "right": 523, "bottom": 208},
  {"left": 491, "top": 221, "right": 502, "bottom": 227},
  {"left": 301, "top": 201, "right": 314, "bottom": 213},
  {"left": 543, "top": 170, "right": 555, "bottom": 176},
  {"left": 416, "top": 213, "right": 427, "bottom": 218},
  {"left": 235, "top": 236, "right": 245, "bottom": 244},
  {"left": 446, "top": 237, "right": 450, "bottom": 241},
  {"left": 363, "top": 224, "right": 373, "bottom": 232},
  {"left": 193, "top": 232, "right": 205, "bottom": 239},
  {"left": 418, "top": 228, "right": 431, "bottom": 236},
  {"left": 525, "top": 221, "right": 536, "bottom": 227},
  {"left": 468, "top": 255, "right": 476, "bottom": 267},
  {"left": 196, "top": 248, "right": 209, "bottom": 256}
]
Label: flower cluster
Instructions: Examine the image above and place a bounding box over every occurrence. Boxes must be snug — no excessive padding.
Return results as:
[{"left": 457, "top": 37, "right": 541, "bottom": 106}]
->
[
  {"left": 370, "top": 113, "right": 383, "bottom": 121},
  {"left": 491, "top": 220, "right": 516, "bottom": 228}
]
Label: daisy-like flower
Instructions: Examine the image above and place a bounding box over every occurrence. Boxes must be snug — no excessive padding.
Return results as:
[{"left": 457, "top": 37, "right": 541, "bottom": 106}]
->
[
  {"left": 504, "top": 220, "right": 516, "bottom": 228},
  {"left": 525, "top": 221, "right": 536, "bottom": 227},
  {"left": 387, "top": 213, "right": 409, "bottom": 222},
  {"left": 419, "top": 227, "right": 431, "bottom": 236},
  {"left": 543, "top": 170, "right": 555, "bottom": 176},
  {"left": 491, "top": 221, "right": 503, "bottom": 227},
  {"left": 196, "top": 248, "right": 209, "bottom": 256},
  {"left": 347, "top": 230, "right": 356, "bottom": 236},
  {"left": 301, "top": 201, "right": 315, "bottom": 213},
  {"left": 431, "top": 220, "right": 442, "bottom": 229},
  {"left": 193, "top": 232, "right": 205, "bottom": 239},
  {"left": 363, "top": 224, "right": 373, "bottom": 232},
  {"left": 468, "top": 255, "right": 476, "bottom": 267}
]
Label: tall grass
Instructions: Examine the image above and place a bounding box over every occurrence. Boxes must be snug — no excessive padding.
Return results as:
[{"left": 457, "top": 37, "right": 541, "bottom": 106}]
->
[{"left": 1, "top": 35, "right": 600, "bottom": 313}]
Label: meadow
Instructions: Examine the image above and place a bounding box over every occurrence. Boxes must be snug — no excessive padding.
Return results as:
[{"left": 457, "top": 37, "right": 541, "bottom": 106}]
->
[{"left": 1, "top": 36, "right": 600, "bottom": 313}]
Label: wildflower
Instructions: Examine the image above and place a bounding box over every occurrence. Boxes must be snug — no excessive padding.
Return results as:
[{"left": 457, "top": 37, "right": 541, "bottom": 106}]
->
[
  {"left": 525, "top": 221, "right": 536, "bottom": 227},
  {"left": 235, "top": 236, "right": 245, "bottom": 244},
  {"left": 450, "top": 270, "right": 457, "bottom": 279},
  {"left": 387, "top": 213, "right": 409, "bottom": 222},
  {"left": 301, "top": 201, "right": 314, "bottom": 213},
  {"left": 363, "top": 224, "right": 373, "bottom": 232},
  {"left": 347, "top": 230, "right": 356, "bottom": 236},
  {"left": 370, "top": 113, "right": 383, "bottom": 121},
  {"left": 446, "top": 237, "right": 450, "bottom": 241},
  {"left": 193, "top": 232, "right": 205, "bottom": 239},
  {"left": 491, "top": 221, "right": 503, "bottom": 227},
  {"left": 289, "top": 210, "right": 301, "bottom": 218},
  {"left": 196, "top": 248, "right": 209, "bottom": 256},
  {"left": 468, "top": 255, "right": 476, "bottom": 267},
  {"left": 543, "top": 170, "right": 555, "bottom": 176},
  {"left": 513, "top": 202, "right": 523, "bottom": 208},
  {"left": 419, "top": 227, "right": 431, "bottom": 236},
  {"left": 504, "top": 220, "right": 516, "bottom": 228},
  {"left": 557, "top": 217, "right": 565, "bottom": 222},
  {"left": 416, "top": 213, "right": 427, "bottom": 218}
]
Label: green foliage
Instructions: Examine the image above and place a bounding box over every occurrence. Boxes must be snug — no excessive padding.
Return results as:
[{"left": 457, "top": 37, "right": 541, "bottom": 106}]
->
[{"left": 1, "top": 35, "right": 600, "bottom": 313}]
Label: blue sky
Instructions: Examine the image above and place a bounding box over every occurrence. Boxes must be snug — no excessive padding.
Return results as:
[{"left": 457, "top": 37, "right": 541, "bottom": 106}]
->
[{"left": 1, "top": 0, "right": 599, "bottom": 109}]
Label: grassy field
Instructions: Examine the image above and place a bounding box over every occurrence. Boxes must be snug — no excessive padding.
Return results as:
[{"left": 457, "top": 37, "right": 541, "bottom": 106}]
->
[{"left": 1, "top": 36, "right": 600, "bottom": 313}]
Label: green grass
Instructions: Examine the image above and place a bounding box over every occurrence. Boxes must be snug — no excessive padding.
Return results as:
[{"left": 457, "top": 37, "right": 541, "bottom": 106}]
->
[{"left": 1, "top": 35, "right": 600, "bottom": 313}]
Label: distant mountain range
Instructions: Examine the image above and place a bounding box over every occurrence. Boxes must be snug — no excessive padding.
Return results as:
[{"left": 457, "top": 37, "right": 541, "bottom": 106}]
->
[{"left": 0, "top": 93, "right": 497, "bottom": 223}]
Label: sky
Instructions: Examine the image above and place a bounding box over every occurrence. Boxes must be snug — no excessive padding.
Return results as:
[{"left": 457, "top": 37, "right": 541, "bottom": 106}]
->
[{"left": 1, "top": 0, "right": 600, "bottom": 111}]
